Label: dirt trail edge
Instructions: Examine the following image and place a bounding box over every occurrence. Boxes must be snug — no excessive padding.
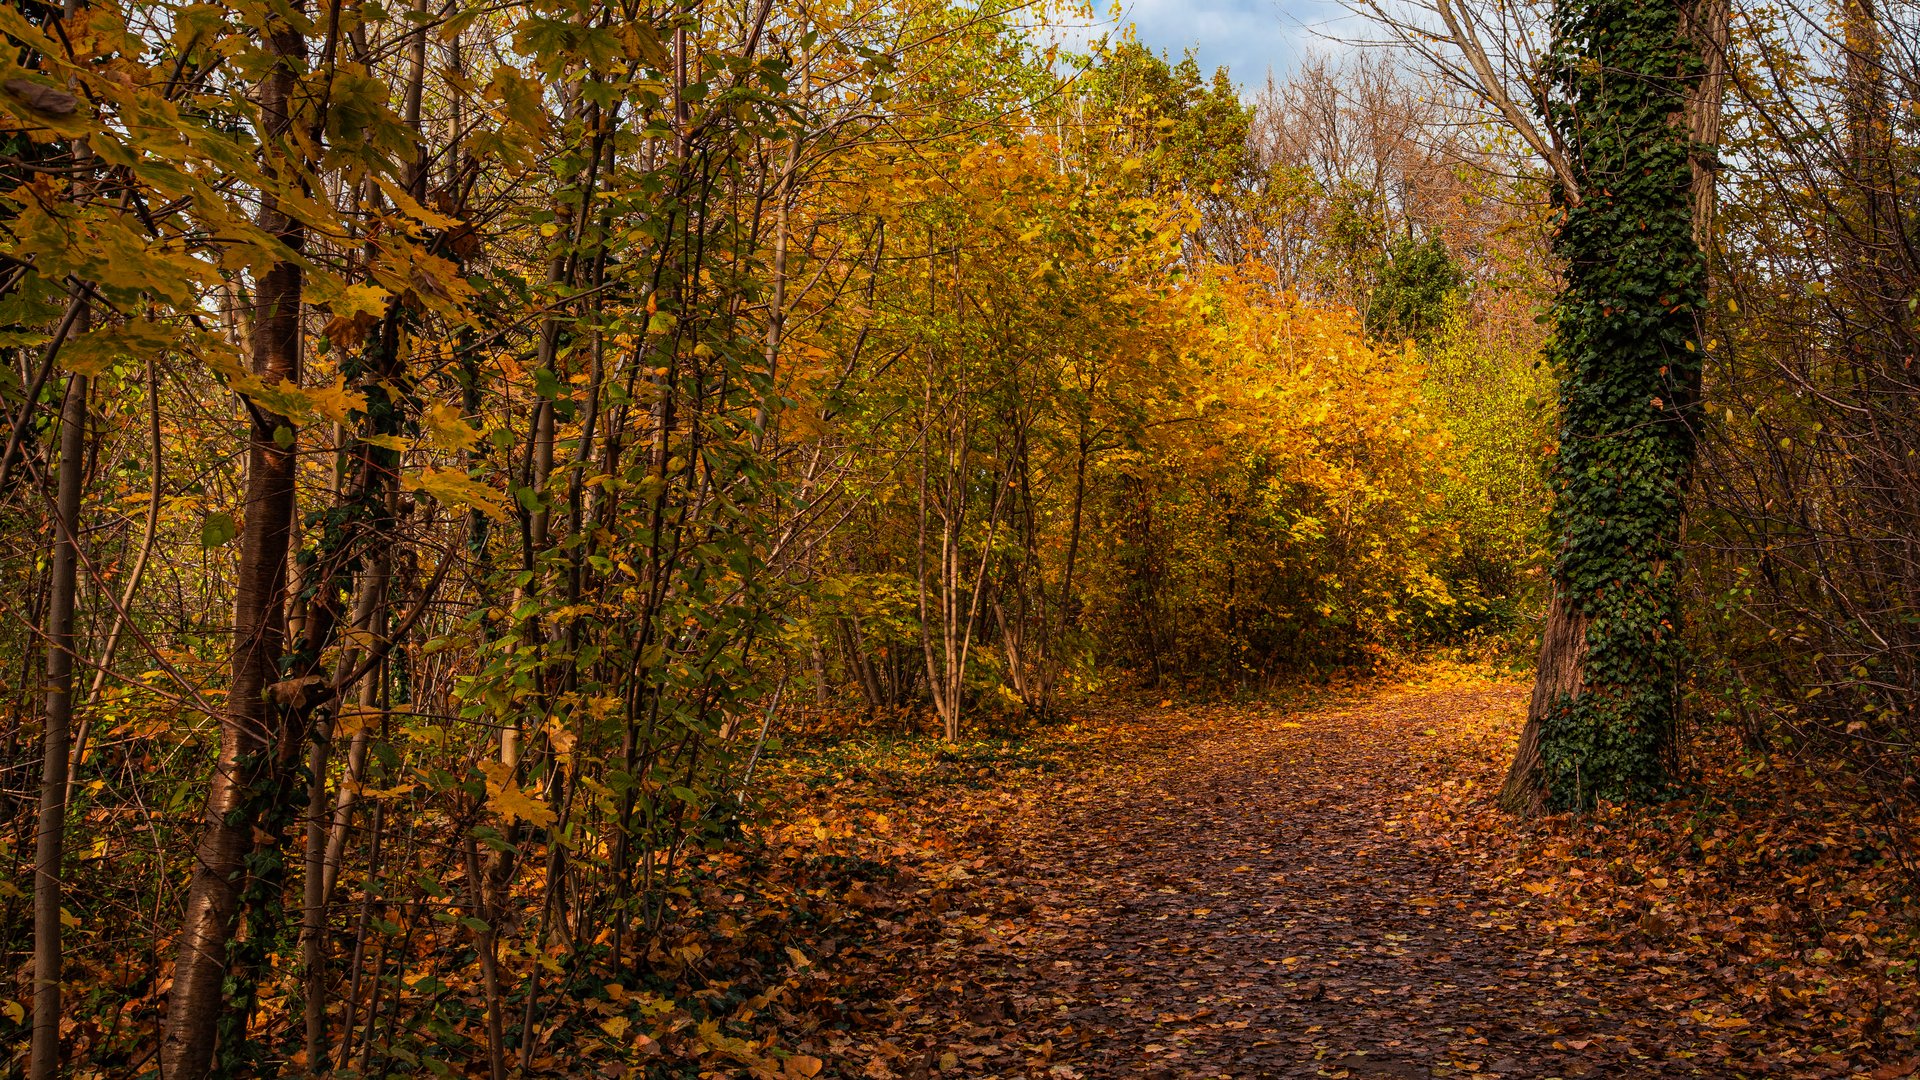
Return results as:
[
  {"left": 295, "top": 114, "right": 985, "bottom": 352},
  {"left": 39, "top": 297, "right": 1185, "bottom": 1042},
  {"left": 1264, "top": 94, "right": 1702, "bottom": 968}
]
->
[{"left": 878, "top": 682, "right": 1716, "bottom": 1079}]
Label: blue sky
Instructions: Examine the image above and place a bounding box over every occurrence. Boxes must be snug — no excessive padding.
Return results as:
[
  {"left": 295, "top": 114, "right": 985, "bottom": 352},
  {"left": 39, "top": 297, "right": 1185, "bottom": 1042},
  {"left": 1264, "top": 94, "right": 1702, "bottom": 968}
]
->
[{"left": 1083, "top": 0, "right": 1357, "bottom": 88}]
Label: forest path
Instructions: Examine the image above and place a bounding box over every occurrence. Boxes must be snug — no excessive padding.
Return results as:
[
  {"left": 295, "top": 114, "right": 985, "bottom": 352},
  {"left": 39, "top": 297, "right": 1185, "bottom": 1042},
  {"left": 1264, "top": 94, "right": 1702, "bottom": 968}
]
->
[{"left": 924, "top": 682, "right": 1709, "bottom": 1079}]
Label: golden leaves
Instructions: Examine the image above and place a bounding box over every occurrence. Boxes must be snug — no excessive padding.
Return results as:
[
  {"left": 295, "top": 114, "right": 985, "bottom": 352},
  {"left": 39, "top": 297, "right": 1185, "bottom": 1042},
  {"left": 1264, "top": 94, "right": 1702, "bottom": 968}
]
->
[
  {"left": 420, "top": 403, "right": 482, "bottom": 454},
  {"left": 372, "top": 173, "right": 461, "bottom": 230},
  {"left": 480, "top": 760, "right": 555, "bottom": 828},
  {"left": 3, "top": 187, "right": 213, "bottom": 307},
  {"left": 402, "top": 467, "right": 509, "bottom": 521},
  {"left": 58, "top": 318, "right": 180, "bottom": 377},
  {"left": 244, "top": 374, "right": 367, "bottom": 426},
  {"left": 323, "top": 281, "right": 393, "bottom": 321}
]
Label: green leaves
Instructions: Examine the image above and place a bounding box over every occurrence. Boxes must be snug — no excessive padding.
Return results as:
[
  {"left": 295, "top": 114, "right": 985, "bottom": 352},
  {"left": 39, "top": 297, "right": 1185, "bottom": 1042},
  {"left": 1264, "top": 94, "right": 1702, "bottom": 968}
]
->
[
  {"left": 200, "top": 513, "right": 238, "bottom": 548},
  {"left": 485, "top": 63, "right": 551, "bottom": 140},
  {"left": 1533, "top": 0, "right": 1709, "bottom": 808},
  {"left": 532, "top": 366, "right": 567, "bottom": 400}
]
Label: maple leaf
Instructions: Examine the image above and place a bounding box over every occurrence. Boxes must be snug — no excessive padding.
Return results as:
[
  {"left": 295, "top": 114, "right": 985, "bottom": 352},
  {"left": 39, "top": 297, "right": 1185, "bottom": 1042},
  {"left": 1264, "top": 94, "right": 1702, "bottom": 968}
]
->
[
  {"left": 481, "top": 760, "right": 555, "bottom": 827},
  {"left": 421, "top": 402, "right": 482, "bottom": 453}
]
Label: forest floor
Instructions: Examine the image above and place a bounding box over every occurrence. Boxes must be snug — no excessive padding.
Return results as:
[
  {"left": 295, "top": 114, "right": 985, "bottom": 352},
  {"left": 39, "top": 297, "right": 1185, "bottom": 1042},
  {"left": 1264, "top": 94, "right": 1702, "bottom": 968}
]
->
[{"left": 607, "top": 664, "right": 1920, "bottom": 1079}]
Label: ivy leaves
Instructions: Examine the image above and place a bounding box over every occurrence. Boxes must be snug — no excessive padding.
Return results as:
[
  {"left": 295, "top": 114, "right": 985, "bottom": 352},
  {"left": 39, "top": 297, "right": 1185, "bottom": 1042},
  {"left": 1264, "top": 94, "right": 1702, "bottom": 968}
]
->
[{"left": 1537, "top": 0, "right": 1709, "bottom": 808}]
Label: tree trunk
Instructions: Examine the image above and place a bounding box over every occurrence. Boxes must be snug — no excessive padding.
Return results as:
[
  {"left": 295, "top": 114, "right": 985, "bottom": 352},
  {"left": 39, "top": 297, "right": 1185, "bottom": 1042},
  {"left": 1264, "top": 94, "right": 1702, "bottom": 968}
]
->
[
  {"left": 1499, "top": 593, "right": 1588, "bottom": 814},
  {"left": 1684, "top": 0, "right": 1730, "bottom": 249},
  {"left": 30, "top": 360, "right": 86, "bottom": 1080},
  {"left": 1501, "top": 0, "right": 1717, "bottom": 812},
  {"left": 303, "top": 553, "right": 389, "bottom": 1069},
  {"left": 161, "top": 9, "right": 306, "bottom": 1071}
]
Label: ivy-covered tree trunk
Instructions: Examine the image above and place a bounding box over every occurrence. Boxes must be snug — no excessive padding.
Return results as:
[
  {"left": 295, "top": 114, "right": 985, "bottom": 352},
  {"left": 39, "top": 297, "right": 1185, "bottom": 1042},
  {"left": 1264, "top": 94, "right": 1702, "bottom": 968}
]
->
[{"left": 1500, "top": 0, "right": 1715, "bottom": 813}]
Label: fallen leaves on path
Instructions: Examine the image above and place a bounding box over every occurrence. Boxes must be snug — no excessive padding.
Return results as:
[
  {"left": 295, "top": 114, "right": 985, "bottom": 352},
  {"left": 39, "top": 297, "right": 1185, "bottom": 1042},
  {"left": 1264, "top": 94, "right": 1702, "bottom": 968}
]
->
[{"left": 563, "top": 664, "right": 1919, "bottom": 1079}]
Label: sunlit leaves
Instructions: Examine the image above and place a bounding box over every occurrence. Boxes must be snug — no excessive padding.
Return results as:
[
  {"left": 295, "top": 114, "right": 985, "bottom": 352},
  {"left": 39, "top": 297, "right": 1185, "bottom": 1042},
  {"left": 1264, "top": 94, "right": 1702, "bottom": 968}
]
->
[
  {"left": 420, "top": 402, "right": 481, "bottom": 453},
  {"left": 403, "top": 466, "right": 510, "bottom": 521},
  {"left": 58, "top": 318, "right": 180, "bottom": 377}
]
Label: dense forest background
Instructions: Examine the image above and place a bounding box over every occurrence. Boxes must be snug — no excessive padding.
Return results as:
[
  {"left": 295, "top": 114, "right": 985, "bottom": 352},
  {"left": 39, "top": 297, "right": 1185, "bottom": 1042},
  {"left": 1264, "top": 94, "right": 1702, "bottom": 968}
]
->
[{"left": 0, "top": 0, "right": 1914, "bottom": 1074}]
